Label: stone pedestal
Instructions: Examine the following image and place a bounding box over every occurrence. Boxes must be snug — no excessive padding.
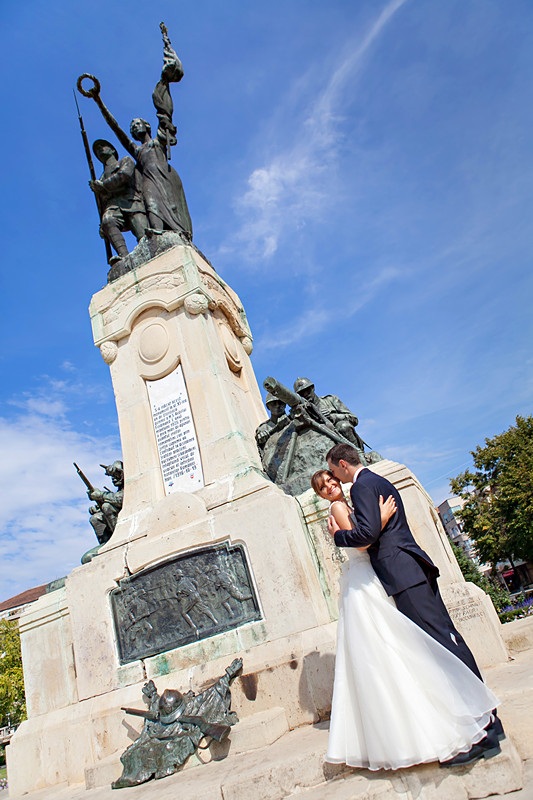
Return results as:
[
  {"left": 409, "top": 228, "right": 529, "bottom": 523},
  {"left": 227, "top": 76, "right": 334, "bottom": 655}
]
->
[
  {"left": 6, "top": 242, "right": 509, "bottom": 796},
  {"left": 7, "top": 244, "right": 338, "bottom": 797}
]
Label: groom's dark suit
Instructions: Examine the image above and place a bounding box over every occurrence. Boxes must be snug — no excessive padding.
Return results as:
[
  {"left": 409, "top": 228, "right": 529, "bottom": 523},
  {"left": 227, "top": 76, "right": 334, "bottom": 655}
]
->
[{"left": 334, "top": 467, "right": 482, "bottom": 679}]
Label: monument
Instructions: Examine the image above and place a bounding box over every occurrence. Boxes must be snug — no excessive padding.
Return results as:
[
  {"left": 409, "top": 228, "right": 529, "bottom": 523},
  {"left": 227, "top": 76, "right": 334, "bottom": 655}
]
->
[
  {"left": 256, "top": 376, "right": 382, "bottom": 495},
  {"left": 6, "top": 22, "right": 509, "bottom": 797},
  {"left": 112, "top": 658, "right": 242, "bottom": 788}
]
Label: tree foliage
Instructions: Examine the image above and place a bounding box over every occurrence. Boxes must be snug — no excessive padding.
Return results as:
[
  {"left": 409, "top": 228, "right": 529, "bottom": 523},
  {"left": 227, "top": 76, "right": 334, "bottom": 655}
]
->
[
  {"left": 0, "top": 620, "right": 26, "bottom": 727},
  {"left": 450, "top": 415, "right": 533, "bottom": 568},
  {"left": 451, "top": 544, "right": 510, "bottom": 612}
]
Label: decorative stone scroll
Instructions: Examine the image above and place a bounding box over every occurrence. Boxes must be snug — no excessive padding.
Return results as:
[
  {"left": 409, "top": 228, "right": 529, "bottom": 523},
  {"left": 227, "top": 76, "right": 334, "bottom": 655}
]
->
[
  {"left": 146, "top": 365, "right": 204, "bottom": 493},
  {"left": 110, "top": 543, "right": 261, "bottom": 664}
]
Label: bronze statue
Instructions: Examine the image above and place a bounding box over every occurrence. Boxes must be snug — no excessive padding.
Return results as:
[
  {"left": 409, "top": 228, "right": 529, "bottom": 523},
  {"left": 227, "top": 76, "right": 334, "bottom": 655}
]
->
[
  {"left": 89, "top": 139, "right": 148, "bottom": 260},
  {"left": 255, "top": 378, "right": 382, "bottom": 496},
  {"left": 112, "top": 658, "right": 243, "bottom": 788},
  {"left": 75, "top": 461, "right": 124, "bottom": 545},
  {"left": 78, "top": 23, "right": 192, "bottom": 241},
  {"left": 293, "top": 377, "right": 366, "bottom": 452},
  {"left": 254, "top": 393, "right": 290, "bottom": 455}
]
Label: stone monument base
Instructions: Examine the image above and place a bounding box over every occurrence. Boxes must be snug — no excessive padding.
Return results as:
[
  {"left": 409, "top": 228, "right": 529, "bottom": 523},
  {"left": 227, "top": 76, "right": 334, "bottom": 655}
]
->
[{"left": 7, "top": 461, "right": 509, "bottom": 796}]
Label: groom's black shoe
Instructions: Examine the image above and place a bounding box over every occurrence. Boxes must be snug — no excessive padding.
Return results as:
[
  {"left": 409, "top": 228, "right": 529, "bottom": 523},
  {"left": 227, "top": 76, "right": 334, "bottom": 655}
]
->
[
  {"left": 487, "top": 714, "right": 506, "bottom": 742},
  {"left": 440, "top": 731, "right": 501, "bottom": 768}
]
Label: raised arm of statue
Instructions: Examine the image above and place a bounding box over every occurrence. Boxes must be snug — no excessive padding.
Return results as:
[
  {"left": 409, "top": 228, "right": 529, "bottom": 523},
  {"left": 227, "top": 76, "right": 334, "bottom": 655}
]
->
[
  {"left": 153, "top": 22, "right": 184, "bottom": 157},
  {"left": 160, "top": 22, "right": 184, "bottom": 83},
  {"left": 77, "top": 74, "right": 137, "bottom": 159}
]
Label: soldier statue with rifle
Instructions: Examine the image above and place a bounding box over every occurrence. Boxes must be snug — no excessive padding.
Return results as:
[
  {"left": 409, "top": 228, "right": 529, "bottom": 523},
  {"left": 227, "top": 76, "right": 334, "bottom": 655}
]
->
[
  {"left": 89, "top": 139, "right": 148, "bottom": 262},
  {"left": 256, "top": 378, "right": 381, "bottom": 496},
  {"left": 292, "top": 376, "right": 366, "bottom": 452},
  {"left": 77, "top": 23, "right": 192, "bottom": 242},
  {"left": 112, "top": 658, "right": 242, "bottom": 788},
  {"left": 74, "top": 460, "right": 124, "bottom": 546}
]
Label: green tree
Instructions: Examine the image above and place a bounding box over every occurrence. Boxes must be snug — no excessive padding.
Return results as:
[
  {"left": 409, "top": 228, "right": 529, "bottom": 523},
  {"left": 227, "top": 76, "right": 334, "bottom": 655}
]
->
[
  {"left": 0, "top": 619, "right": 26, "bottom": 727},
  {"left": 451, "top": 544, "right": 510, "bottom": 612},
  {"left": 450, "top": 415, "right": 533, "bottom": 568}
]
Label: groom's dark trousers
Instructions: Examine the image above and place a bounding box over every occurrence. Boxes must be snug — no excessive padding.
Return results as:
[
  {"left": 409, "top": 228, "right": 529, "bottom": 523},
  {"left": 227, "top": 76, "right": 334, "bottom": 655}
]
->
[{"left": 334, "top": 468, "right": 482, "bottom": 680}]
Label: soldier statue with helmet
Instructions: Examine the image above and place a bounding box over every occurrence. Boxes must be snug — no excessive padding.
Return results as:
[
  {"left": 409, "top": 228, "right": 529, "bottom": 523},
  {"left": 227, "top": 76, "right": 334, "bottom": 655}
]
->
[
  {"left": 112, "top": 658, "right": 243, "bottom": 788},
  {"left": 254, "top": 392, "right": 290, "bottom": 455},
  {"left": 292, "top": 377, "right": 366, "bottom": 452}
]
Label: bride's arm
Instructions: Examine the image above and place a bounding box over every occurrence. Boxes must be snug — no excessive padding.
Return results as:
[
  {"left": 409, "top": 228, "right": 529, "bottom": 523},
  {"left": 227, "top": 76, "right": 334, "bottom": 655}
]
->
[
  {"left": 330, "top": 495, "right": 396, "bottom": 549},
  {"left": 379, "top": 494, "right": 397, "bottom": 528},
  {"left": 329, "top": 502, "right": 370, "bottom": 551}
]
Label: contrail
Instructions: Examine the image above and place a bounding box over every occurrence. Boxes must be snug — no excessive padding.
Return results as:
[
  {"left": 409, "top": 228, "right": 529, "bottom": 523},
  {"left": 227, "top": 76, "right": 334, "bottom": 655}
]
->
[{"left": 314, "top": 0, "right": 410, "bottom": 121}]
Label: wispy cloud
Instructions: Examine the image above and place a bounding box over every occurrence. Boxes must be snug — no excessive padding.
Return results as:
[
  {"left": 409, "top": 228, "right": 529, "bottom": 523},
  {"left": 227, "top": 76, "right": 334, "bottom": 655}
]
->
[
  {"left": 255, "top": 264, "right": 402, "bottom": 352},
  {"left": 222, "top": 0, "right": 409, "bottom": 262},
  {"left": 0, "top": 384, "right": 120, "bottom": 601}
]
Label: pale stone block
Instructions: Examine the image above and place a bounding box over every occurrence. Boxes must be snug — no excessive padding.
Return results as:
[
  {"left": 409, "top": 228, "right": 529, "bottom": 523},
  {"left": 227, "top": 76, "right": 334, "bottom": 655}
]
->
[
  {"left": 144, "top": 627, "right": 245, "bottom": 682},
  {"left": 311, "top": 776, "right": 405, "bottom": 799},
  {"left": 501, "top": 616, "right": 533, "bottom": 654},
  {"left": 84, "top": 754, "right": 122, "bottom": 791},
  {"left": 461, "top": 739, "right": 523, "bottom": 798},
  {"left": 19, "top": 588, "right": 78, "bottom": 716},
  {"left": 210, "top": 707, "right": 288, "bottom": 760},
  {"left": 396, "top": 765, "right": 468, "bottom": 800},
  {"left": 441, "top": 582, "right": 509, "bottom": 668},
  {"left": 299, "top": 628, "right": 337, "bottom": 720},
  {"left": 6, "top": 719, "right": 46, "bottom": 797},
  {"left": 89, "top": 247, "right": 264, "bottom": 530},
  {"left": 66, "top": 549, "right": 128, "bottom": 700},
  {"left": 220, "top": 743, "right": 326, "bottom": 800},
  {"left": 498, "top": 697, "right": 533, "bottom": 761}
]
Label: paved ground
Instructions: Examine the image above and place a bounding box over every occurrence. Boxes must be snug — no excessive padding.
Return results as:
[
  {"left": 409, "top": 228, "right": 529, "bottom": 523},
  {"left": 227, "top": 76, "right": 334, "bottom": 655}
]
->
[
  {"left": 5, "top": 641, "right": 533, "bottom": 799},
  {"left": 493, "top": 760, "right": 533, "bottom": 800}
]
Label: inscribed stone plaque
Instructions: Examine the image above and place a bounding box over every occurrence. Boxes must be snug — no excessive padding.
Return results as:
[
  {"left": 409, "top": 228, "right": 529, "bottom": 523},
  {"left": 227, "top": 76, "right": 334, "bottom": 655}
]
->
[
  {"left": 110, "top": 542, "right": 261, "bottom": 664},
  {"left": 147, "top": 365, "right": 204, "bottom": 493}
]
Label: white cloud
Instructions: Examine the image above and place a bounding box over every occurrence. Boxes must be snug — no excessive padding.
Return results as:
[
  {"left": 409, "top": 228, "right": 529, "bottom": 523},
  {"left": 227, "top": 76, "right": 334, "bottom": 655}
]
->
[
  {"left": 0, "top": 388, "right": 120, "bottom": 602},
  {"left": 223, "top": 0, "right": 409, "bottom": 262}
]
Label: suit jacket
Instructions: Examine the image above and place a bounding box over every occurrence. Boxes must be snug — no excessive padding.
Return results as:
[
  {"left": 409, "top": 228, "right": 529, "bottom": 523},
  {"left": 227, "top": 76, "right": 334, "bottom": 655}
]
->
[{"left": 333, "top": 468, "right": 438, "bottom": 596}]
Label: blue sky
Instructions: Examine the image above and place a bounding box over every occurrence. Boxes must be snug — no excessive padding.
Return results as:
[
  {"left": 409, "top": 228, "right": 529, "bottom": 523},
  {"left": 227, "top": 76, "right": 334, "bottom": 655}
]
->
[{"left": 1, "top": 0, "right": 532, "bottom": 601}]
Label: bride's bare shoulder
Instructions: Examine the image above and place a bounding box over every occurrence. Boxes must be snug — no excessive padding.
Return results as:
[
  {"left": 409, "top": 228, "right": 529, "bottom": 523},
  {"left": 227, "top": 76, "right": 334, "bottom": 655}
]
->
[{"left": 329, "top": 499, "right": 351, "bottom": 527}]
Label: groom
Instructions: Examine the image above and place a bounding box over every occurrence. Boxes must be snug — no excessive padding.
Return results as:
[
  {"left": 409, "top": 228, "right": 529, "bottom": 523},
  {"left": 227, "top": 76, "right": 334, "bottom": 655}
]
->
[{"left": 326, "top": 443, "right": 503, "bottom": 766}]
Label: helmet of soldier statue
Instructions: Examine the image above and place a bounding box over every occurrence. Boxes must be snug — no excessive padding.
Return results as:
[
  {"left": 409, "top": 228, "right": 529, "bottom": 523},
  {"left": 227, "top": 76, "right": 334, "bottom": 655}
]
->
[
  {"left": 158, "top": 689, "right": 185, "bottom": 723},
  {"left": 265, "top": 393, "right": 280, "bottom": 407},
  {"left": 92, "top": 139, "right": 119, "bottom": 161},
  {"left": 103, "top": 460, "right": 124, "bottom": 478},
  {"left": 293, "top": 377, "right": 314, "bottom": 394}
]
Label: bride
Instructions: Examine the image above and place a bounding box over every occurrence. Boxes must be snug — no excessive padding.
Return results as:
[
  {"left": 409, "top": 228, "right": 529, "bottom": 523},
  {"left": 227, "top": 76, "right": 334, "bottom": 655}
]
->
[{"left": 311, "top": 469, "right": 499, "bottom": 771}]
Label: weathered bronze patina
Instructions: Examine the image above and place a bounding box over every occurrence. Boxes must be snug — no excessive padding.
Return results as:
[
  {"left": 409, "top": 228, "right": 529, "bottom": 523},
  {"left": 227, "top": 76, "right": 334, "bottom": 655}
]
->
[
  {"left": 110, "top": 544, "right": 260, "bottom": 664},
  {"left": 75, "top": 461, "right": 124, "bottom": 563},
  {"left": 89, "top": 139, "right": 148, "bottom": 260},
  {"left": 257, "top": 377, "right": 382, "bottom": 495},
  {"left": 77, "top": 23, "right": 192, "bottom": 274},
  {"left": 112, "top": 658, "right": 243, "bottom": 788}
]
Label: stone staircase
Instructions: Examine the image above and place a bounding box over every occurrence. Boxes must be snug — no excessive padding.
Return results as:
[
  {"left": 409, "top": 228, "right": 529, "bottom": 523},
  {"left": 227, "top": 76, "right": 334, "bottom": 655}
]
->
[
  {"left": 11, "top": 644, "right": 533, "bottom": 800},
  {"left": 21, "top": 717, "right": 522, "bottom": 800}
]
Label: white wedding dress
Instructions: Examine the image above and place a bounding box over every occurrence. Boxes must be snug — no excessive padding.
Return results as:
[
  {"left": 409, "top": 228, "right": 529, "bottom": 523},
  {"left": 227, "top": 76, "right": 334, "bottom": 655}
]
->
[{"left": 327, "top": 547, "right": 498, "bottom": 770}]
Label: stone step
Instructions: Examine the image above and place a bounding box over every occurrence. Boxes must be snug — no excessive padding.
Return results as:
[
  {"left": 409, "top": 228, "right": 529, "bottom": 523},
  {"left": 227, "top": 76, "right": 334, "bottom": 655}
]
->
[
  {"left": 289, "top": 738, "right": 523, "bottom": 800},
  {"left": 9, "top": 720, "right": 524, "bottom": 800}
]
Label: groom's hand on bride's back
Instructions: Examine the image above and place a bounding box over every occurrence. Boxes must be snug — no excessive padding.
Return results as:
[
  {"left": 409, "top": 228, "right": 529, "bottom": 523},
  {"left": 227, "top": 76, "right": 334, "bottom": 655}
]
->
[{"left": 327, "top": 516, "right": 340, "bottom": 536}]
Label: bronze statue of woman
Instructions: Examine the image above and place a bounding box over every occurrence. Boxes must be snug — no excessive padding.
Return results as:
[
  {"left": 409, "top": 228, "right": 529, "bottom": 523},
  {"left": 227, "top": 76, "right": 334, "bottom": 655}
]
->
[{"left": 78, "top": 23, "right": 192, "bottom": 240}]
